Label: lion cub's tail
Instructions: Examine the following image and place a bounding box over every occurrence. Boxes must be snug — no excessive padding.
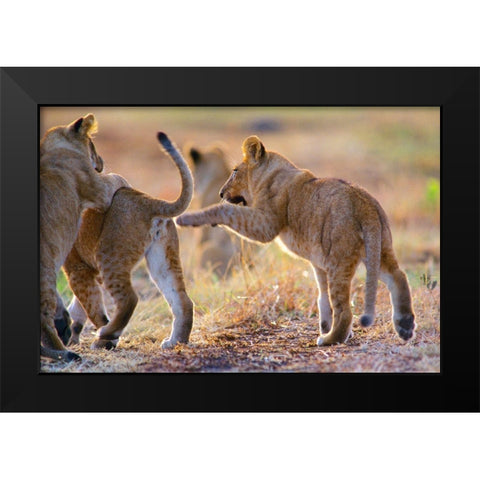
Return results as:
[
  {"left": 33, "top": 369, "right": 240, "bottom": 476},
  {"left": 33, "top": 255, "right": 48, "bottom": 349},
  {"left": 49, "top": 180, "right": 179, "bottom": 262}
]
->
[
  {"left": 153, "top": 132, "right": 194, "bottom": 217},
  {"left": 359, "top": 217, "right": 382, "bottom": 328}
]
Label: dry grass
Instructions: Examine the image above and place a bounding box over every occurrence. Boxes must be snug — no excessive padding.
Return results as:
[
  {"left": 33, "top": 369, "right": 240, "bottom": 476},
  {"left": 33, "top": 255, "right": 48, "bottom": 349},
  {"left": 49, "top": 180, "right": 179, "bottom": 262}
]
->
[
  {"left": 40, "top": 107, "right": 440, "bottom": 373},
  {"left": 42, "top": 244, "right": 440, "bottom": 373}
]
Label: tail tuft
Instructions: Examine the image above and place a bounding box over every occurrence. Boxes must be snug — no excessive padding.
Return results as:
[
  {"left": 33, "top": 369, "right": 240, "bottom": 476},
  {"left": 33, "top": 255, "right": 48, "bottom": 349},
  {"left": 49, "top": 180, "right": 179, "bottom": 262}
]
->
[
  {"left": 157, "top": 131, "right": 168, "bottom": 144},
  {"left": 360, "top": 314, "right": 374, "bottom": 327},
  {"left": 157, "top": 132, "right": 177, "bottom": 155}
]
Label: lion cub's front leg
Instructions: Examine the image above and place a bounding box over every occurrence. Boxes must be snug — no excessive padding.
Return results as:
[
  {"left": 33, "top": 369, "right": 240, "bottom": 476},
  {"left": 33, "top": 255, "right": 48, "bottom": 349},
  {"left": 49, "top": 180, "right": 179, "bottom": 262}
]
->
[{"left": 177, "top": 204, "right": 280, "bottom": 244}]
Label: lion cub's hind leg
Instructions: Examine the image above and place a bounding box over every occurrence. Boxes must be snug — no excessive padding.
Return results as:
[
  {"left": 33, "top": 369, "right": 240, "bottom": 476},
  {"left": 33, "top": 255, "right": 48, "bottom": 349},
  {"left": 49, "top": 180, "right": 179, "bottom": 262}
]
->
[
  {"left": 63, "top": 248, "right": 110, "bottom": 345},
  {"left": 145, "top": 219, "right": 194, "bottom": 348},
  {"left": 316, "top": 262, "right": 357, "bottom": 346},
  {"left": 91, "top": 271, "right": 138, "bottom": 350},
  {"left": 313, "top": 267, "right": 333, "bottom": 334},
  {"left": 380, "top": 249, "right": 416, "bottom": 341}
]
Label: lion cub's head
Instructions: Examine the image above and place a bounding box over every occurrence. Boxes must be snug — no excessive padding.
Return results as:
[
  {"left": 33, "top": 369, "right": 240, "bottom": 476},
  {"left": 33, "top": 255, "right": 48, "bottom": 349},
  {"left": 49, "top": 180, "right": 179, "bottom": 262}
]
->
[
  {"left": 186, "top": 143, "right": 231, "bottom": 195},
  {"left": 187, "top": 144, "right": 230, "bottom": 177},
  {"left": 40, "top": 113, "right": 104, "bottom": 172},
  {"left": 220, "top": 136, "right": 268, "bottom": 207}
]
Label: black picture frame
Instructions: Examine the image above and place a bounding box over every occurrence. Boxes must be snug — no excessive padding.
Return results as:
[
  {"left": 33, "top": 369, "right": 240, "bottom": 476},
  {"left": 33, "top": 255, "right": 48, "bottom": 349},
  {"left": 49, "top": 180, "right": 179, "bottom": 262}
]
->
[{"left": 1, "top": 67, "right": 478, "bottom": 412}]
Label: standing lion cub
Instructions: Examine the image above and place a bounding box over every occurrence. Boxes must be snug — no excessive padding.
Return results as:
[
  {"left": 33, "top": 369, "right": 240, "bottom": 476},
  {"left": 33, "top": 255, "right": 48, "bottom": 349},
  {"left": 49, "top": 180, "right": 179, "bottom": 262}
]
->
[
  {"left": 63, "top": 132, "right": 194, "bottom": 350},
  {"left": 40, "top": 114, "right": 128, "bottom": 361},
  {"left": 177, "top": 136, "right": 415, "bottom": 346}
]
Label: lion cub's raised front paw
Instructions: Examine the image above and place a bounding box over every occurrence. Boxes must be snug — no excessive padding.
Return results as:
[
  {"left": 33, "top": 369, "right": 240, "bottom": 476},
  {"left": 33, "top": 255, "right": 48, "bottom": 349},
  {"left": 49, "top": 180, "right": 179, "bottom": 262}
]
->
[
  {"left": 176, "top": 214, "right": 194, "bottom": 227},
  {"left": 176, "top": 213, "right": 205, "bottom": 227}
]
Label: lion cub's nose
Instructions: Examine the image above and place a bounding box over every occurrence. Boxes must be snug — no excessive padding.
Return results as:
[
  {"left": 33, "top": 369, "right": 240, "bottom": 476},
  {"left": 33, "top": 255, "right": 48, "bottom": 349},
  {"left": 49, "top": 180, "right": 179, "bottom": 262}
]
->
[{"left": 219, "top": 190, "right": 224, "bottom": 199}]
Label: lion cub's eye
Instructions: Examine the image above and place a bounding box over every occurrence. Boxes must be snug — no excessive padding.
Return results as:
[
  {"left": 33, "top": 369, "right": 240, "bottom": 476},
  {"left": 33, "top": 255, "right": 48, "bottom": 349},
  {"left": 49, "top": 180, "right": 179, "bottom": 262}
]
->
[{"left": 231, "top": 168, "right": 238, "bottom": 178}]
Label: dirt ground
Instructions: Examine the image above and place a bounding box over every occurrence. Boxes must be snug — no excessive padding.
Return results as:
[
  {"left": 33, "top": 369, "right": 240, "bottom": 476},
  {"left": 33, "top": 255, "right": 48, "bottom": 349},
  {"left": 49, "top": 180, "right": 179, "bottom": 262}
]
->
[{"left": 41, "top": 253, "right": 440, "bottom": 373}]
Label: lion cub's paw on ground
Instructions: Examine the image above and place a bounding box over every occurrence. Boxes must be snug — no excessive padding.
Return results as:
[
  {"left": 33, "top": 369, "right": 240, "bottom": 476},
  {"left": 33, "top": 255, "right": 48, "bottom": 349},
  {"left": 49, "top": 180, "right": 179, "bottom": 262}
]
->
[
  {"left": 66, "top": 351, "right": 82, "bottom": 362},
  {"left": 396, "top": 314, "right": 416, "bottom": 341},
  {"left": 160, "top": 337, "right": 186, "bottom": 349},
  {"left": 91, "top": 336, "right": 118, "bottom": 350},
  {"left": 317, "top": 329, "right": 354, "bottom": 346},
  {"left": 68, "top": 335, "right": 80, "bottom": 346},
  {"left": 41, "top": 345, "right": 82, "bottom": 362}
]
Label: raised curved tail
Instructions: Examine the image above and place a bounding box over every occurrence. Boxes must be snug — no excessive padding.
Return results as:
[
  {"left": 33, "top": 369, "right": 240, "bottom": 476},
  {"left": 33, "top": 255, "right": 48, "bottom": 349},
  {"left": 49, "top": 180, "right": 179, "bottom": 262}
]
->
[{"left": 154, "top": 132, "right": 194, "bottom": 217}]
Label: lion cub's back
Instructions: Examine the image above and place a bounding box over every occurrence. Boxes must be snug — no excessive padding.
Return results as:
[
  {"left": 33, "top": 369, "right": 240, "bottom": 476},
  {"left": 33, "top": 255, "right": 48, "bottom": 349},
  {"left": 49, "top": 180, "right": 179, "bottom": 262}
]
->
[
  {"left": 303, "top": 177, "right": 387, "bottom": 225},
  {"left": 72, "top": 188, "right": 153, "bottom": 268},
  {"left": 287, "top": 177, "right": 391, "bottom": 259}
]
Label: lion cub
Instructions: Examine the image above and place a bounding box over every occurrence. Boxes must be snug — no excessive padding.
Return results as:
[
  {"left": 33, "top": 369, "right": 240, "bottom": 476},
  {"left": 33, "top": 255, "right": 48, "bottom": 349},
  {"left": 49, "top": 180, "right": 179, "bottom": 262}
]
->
[
  {"left": 63, "top": 132, "right": 194, "bottom": 350},
  {"left": 177, "top": 136, "right": 416, "bottom": 346},
  {"left": 186, "top": 143, "right": 255, "bottom": 277},
  {"left": 40, "top": 114, "right": 128, "bottom": 361}
]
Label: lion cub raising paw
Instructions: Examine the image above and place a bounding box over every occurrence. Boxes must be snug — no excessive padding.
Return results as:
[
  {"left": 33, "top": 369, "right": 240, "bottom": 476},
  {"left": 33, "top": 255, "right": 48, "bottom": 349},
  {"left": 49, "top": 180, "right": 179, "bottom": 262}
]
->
[
  {"left": 63, "top": 132, "right": 194, "bottom": 350},
  {"left": 40, "top": 114, "right": 129, "bottom": 362},
  {"left": 177, "top": 136, "right": 415, "bottom": 346}
]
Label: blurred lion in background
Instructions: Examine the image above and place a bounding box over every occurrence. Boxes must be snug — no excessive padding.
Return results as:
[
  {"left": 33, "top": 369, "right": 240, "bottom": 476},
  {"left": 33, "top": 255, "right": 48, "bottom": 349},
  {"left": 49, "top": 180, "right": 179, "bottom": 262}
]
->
[{"left": 185, "top": 143, "right": 257, "bottom": 277}]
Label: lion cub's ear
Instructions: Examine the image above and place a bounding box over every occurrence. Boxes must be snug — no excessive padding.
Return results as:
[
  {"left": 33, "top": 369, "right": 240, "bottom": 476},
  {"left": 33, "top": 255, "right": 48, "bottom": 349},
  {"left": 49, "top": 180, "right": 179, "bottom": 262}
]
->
[
  {"left": 211, "top": 144, "right": 227, "bottom": 157},
  {"left": 242, "top": 136, "right": 266, "bottom": 163},
  {"left": 189, "top": 147, "right": 202, "bottom": 165},
  {"left": 183, "top": 143, "right": 202, "bottom": 165},
  {"left": 69, "top": 113, "right": 98, "bottom": 136}
]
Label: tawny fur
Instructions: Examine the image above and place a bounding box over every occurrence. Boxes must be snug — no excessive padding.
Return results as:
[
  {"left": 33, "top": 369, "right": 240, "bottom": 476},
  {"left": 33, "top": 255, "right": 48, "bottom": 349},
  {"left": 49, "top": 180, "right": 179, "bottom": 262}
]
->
[
  {"left": 186, "top": 143, "right": 256, "bottom": 277},
  {"left": 63, "top": 133, "right": 194, "bottom": 350},
  {"left": 177, "top": 136, "right": 415, "bottom": 346},
  {"left": 40, "top": 114, "right": 129, "bottom": 361}
]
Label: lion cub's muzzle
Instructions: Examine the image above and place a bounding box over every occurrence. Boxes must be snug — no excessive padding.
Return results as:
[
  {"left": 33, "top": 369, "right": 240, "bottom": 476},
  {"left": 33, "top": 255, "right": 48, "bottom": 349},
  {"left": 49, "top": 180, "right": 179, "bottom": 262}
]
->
[{"left": 220, "top": 190, "right": 247, "bottom": 206}]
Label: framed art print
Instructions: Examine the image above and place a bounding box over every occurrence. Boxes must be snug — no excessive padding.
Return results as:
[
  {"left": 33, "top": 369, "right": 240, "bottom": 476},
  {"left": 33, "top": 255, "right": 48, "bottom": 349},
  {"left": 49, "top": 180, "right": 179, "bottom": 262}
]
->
[{"left": 1, "top": 67, "right": 478, "bottom": 412}]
